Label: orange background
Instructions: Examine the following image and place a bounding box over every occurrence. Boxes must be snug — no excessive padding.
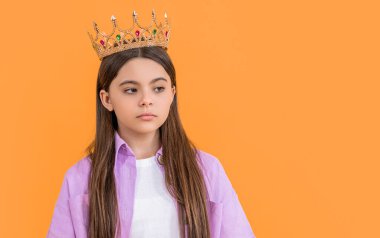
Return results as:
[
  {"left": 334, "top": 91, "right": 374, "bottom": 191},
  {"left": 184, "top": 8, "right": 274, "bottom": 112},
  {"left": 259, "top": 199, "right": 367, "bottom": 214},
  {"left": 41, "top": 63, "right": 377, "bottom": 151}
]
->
[{"left": 0, "top": 0, "right": 379, "bottom": 237}]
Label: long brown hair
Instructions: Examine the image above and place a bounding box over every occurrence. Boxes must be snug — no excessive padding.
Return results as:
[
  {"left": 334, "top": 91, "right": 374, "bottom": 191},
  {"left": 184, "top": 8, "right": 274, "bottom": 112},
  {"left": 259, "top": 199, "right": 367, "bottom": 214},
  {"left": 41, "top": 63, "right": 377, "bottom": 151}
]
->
[{"left": 85, "top": 46, "right": 210, "bottom": 238}]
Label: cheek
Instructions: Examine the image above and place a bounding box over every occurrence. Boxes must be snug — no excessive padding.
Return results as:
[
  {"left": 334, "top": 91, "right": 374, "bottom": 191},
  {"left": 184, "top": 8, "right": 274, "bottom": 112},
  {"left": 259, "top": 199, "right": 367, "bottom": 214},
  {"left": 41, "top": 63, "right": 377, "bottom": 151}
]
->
[
  {"left": 160, "top": 96, "right": 174, "bottom": 114},
  {"left": 113, "top": 98, "right": 136, "bottom": 115}
]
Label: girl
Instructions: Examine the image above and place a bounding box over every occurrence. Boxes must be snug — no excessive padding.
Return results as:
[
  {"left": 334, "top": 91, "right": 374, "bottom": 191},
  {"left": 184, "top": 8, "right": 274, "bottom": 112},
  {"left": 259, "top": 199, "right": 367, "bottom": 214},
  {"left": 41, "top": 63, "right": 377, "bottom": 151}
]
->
[{"left": 47, "top": 10, "right": 255, "bottom": 238}]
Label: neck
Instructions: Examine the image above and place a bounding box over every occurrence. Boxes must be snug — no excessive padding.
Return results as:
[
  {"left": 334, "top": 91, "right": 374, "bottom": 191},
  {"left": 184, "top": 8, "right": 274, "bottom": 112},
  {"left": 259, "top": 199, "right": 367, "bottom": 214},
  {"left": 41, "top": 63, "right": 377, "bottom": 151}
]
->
[{"left": 117, "top": 128, "right": 161, "bottom": 160}]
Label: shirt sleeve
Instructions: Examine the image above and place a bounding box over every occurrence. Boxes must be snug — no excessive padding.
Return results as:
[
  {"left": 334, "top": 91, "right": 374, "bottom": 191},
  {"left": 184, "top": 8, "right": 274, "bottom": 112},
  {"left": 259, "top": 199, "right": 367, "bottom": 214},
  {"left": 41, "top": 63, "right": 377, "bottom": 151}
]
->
[
  {"left": 46, "top": 171, "right": 76, "bottom": 238},
  {"left": 214, "top": 158, "right": 256, "bottom": 238}
]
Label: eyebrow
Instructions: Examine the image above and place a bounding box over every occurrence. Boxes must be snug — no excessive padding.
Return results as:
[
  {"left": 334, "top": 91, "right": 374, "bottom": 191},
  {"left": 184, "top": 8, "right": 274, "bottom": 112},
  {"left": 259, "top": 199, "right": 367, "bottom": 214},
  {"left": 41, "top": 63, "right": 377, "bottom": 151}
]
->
[{"left": 119, "top": 77, "right": 168, "bottom": 87}]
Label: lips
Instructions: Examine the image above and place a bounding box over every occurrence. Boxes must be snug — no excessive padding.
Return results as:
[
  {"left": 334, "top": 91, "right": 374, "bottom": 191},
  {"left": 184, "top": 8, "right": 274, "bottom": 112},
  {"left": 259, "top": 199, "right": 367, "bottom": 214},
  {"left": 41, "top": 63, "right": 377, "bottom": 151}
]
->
[{"left": 137, "top": 113, "right": 157, "bottom": 118}]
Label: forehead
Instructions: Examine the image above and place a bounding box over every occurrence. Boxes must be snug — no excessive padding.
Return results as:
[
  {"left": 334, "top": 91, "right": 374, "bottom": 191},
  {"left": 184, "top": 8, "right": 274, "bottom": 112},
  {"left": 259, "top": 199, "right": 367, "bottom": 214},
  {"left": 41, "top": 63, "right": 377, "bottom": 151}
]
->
[{"left": 115, "top": 57, "right": 169, "bottom": 84}]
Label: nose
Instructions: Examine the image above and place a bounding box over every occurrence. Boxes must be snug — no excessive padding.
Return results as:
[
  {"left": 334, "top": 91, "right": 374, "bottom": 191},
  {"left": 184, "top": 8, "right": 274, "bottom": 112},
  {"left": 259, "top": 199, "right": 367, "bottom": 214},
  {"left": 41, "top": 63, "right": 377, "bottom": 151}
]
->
[{"left": 139, "top": 90, "right": 153, "bottom": 108}]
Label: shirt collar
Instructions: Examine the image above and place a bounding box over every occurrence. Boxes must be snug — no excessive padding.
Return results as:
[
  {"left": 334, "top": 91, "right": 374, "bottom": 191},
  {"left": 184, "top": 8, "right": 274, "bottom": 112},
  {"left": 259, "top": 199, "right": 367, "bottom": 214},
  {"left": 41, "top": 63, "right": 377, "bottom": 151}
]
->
[{"left": 114, "top": 129, "right": 163, "bottom": 158}]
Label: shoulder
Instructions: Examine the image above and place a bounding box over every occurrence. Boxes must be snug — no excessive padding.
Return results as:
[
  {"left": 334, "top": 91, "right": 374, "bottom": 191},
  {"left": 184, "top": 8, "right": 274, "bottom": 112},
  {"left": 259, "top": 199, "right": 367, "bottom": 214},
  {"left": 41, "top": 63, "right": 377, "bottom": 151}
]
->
[
  {"left": 195, "top": 149, "right": 232, "bottom": 202},
  {"left": 62, "top": 155, "right": 92, "bottom": 196},
  {"left": 195, "top": 149, "right": 223, "bottom": 173}
]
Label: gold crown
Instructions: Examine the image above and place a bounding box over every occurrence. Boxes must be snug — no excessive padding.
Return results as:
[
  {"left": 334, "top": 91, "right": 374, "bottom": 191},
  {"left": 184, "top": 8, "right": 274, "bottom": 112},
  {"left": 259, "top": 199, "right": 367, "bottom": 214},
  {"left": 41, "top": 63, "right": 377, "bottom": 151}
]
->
[{"left": 87, "top": 9, "right": 171, "bottom": 60}]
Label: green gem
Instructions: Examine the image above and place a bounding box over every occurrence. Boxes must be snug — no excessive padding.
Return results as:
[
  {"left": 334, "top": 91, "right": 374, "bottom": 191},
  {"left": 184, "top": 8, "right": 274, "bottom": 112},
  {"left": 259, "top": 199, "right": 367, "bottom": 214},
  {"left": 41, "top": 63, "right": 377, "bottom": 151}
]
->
[
  {"left": 116, "top": 34, "right": 121, "bottom": 41},
  {"left": 153, "top": 29, "right": 157, "bottom": 35}
]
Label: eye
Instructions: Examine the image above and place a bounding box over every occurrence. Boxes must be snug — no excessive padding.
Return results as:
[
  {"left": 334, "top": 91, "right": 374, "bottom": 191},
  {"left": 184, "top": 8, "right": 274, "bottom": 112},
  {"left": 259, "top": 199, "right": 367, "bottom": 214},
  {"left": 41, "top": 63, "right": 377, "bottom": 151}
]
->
[
  {"left": 155, "top": 87, "right": 165, "bottom": 92},
  {"left": 124, "top": 88, "right": 137, "bottom": 94}
]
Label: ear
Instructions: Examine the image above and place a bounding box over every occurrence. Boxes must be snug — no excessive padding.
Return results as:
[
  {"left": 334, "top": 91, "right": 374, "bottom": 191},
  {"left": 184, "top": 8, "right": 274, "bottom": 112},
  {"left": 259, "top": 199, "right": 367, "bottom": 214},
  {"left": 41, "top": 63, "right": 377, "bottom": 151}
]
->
[
  {"left": 172, "top": 85, "right": 176, "bottom": 97},
  {"left": 99, "top": 89, "right": 114, "bottom": 111}
]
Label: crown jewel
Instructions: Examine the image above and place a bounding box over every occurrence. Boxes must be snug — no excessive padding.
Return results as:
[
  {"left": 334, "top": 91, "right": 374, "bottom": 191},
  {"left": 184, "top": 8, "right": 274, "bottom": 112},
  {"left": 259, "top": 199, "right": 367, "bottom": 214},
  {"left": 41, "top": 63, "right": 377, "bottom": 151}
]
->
[{"left": 87, "top": 9, "right": 171, "bottom": 60}]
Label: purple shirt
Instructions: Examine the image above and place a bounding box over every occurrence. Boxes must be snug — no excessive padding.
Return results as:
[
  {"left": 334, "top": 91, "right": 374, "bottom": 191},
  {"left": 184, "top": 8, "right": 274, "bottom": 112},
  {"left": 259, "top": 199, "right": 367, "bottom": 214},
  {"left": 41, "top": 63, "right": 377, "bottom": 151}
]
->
[{"left": 47, "top": 130, "right": 255, "bottom": 238}]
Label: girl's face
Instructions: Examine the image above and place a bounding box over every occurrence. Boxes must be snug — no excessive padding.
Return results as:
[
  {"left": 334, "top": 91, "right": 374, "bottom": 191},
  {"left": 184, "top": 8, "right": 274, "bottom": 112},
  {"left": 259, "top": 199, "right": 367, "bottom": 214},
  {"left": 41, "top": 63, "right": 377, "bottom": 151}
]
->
[{"left": 99, "top": 57, "right": 176, "bottom": 135}]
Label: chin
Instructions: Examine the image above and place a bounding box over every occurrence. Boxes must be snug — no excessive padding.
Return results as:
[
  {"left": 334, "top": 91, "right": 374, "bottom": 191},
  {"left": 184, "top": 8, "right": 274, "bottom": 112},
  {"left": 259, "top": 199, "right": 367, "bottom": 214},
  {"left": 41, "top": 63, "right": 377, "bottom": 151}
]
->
[{"left": 133, "top": 125, "right": 161, "bottom": 134}]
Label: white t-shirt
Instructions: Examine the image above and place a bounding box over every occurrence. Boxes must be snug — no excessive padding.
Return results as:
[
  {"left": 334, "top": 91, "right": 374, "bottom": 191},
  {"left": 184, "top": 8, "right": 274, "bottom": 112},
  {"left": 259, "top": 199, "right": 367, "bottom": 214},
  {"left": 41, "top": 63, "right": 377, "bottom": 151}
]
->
[{"left": 129, "top": 155, "right": 180, "bottom": 238}]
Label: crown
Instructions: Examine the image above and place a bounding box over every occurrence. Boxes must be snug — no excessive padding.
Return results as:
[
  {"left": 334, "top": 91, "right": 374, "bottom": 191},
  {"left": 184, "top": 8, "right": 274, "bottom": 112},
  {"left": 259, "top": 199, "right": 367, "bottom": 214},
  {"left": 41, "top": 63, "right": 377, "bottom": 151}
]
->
[{"left": 87, "top": 9, "right": 171, "bottom": 60}]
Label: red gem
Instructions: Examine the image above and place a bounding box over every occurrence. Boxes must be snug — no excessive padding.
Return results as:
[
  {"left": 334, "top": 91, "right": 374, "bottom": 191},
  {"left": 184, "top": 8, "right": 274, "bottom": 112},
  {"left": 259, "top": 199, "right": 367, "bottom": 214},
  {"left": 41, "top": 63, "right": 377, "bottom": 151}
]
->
[
  {"left": 165, "top": 31, "right": 168, "bottom": 37},
  {"left": 100, "top": 40, "right": 105, "bottom": 45},
  {"left": 135, "top": 30, "right": 140, "bottom": 37}
]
